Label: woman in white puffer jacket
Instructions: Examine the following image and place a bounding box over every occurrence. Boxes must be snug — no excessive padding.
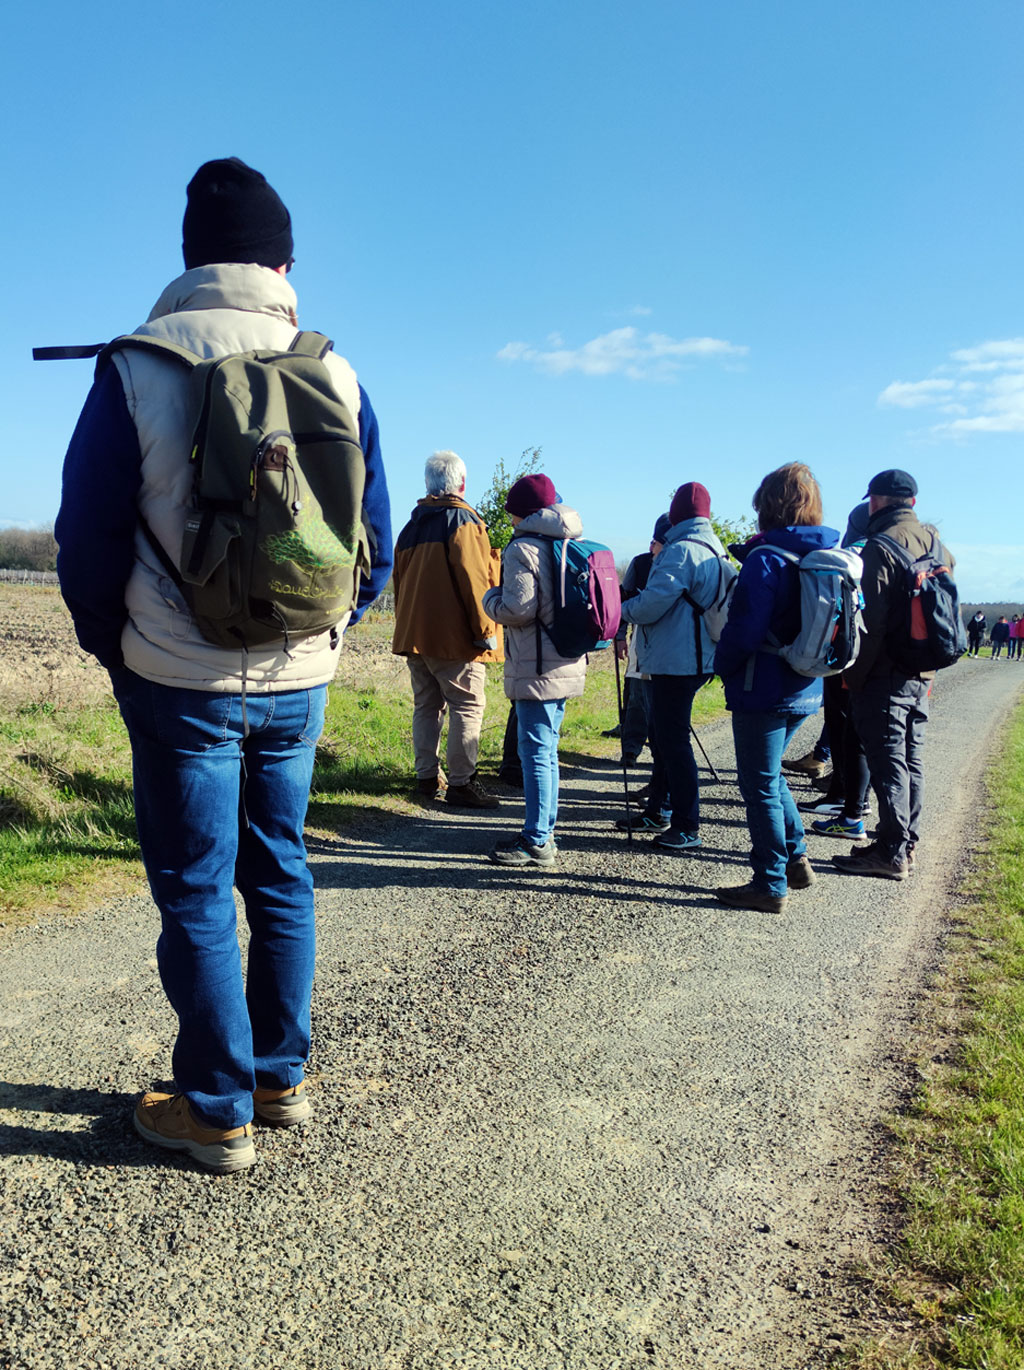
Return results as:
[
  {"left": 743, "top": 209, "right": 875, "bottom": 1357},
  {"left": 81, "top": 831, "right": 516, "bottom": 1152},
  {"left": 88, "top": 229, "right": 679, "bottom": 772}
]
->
[{"left": 482, "top": 475, "right": 587, "bottom": 869}]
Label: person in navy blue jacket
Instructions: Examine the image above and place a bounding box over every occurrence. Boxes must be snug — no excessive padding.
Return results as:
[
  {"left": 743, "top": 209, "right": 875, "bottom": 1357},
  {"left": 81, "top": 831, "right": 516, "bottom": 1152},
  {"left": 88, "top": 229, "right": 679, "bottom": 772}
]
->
[{"left": 712, "top": 463, "right": 839, "bottom": 913}]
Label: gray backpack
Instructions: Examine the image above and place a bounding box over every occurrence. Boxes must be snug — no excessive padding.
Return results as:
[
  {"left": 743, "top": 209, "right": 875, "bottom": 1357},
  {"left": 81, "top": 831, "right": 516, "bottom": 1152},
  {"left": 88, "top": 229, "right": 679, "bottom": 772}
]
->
[
  {"left": 97, "top": 331, "right": 370, "bottom": 651},
  {"left": 758, "top": 544, "right": 864, "bottom": 678}
]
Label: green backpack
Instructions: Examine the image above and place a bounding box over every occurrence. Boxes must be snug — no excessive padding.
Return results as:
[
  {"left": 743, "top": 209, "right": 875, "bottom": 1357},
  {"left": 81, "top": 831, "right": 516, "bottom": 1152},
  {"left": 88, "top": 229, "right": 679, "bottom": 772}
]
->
[{"left": 97, "top": 331, "right": 370, "bottom": 651}]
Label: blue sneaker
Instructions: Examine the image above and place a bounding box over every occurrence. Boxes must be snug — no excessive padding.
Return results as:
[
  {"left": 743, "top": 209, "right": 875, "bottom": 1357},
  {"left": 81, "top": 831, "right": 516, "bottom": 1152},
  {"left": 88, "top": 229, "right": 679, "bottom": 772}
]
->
[
  {"left": 810, "top": 814, "right": 866, "bottom": 839},
  {"left": 653, "top": 830, "right": 702, "bottom": 852}
]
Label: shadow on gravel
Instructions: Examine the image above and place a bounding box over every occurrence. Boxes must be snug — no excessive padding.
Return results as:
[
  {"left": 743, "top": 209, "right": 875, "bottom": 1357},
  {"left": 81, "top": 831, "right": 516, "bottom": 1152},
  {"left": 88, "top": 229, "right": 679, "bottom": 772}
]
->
[{"left": 0, "top": 1079, "right": 175, "bottom": 1168}]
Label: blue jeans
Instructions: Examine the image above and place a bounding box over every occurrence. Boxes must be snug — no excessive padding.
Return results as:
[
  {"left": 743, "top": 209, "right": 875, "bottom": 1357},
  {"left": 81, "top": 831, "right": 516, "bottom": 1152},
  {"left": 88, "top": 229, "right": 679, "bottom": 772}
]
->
[
  {"left": 731, "top": 710, "right": 809, "bottom": 898},
  {"left": 112, "top": 669, "right": 326, "bottom": 1129},
  {"left": 647, "top": 673, "right": 712, "bottom": 835},
  {"left": 516, "top": 698, "right": 566, "bottom": 846}
]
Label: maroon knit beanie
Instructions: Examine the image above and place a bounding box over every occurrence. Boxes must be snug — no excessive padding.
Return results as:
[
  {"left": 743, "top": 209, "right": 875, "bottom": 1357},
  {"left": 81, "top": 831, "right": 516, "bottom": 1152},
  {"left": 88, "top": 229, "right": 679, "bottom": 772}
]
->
[
  {"left": 506, "top": 473, "right": 557, "bottom": 518},
  {"left": 669, "top": 481, "right": 711, "bottom": 525}
]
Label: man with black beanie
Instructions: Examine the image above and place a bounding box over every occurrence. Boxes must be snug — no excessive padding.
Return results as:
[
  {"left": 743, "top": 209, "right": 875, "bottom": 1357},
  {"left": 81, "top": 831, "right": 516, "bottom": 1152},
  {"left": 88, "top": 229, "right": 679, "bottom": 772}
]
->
[{"left": 56, "top": 157, "right": 393, "bottom": 1172}]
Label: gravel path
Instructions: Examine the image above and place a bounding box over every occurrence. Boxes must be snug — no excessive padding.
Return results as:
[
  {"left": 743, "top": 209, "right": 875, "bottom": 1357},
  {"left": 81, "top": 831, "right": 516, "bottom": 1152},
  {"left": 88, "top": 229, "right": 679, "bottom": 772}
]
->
[{"left": 2, "top": 660, "right": 1022, "bottom": 1370}]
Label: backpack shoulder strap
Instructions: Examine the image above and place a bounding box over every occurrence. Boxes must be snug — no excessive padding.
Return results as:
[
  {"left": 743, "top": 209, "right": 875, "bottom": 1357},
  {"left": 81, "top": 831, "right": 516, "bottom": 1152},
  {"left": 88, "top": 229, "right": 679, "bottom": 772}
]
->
[
  {"left": 94, "top": 333, "right": 201, "bottom": 379},
  {"left": 755, "top": 543, "right": 799, "bottom": 564},
  {"left": 287, "top": 330, "right": 334, "bottom": 360}
]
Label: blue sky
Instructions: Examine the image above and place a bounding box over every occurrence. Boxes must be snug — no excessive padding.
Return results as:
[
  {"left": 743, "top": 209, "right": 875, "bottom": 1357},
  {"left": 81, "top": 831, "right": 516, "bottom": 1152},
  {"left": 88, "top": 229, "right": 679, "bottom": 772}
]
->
[{"left": 4, "top": 1, "right": 1023, "bottom": 601}]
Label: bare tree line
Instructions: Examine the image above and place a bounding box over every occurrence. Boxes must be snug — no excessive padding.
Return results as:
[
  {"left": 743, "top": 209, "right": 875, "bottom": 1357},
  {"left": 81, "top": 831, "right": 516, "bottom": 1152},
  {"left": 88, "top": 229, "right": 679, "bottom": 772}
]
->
[{"left": 0, "top": 526, "right": 57, "bottom": 572}]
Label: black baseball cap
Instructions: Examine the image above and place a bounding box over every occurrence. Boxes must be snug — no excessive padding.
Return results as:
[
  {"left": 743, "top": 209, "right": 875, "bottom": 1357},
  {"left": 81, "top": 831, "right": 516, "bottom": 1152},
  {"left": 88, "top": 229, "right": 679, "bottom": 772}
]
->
[{"left": 864, "top": 469, "right": 918, "bottom": 499}]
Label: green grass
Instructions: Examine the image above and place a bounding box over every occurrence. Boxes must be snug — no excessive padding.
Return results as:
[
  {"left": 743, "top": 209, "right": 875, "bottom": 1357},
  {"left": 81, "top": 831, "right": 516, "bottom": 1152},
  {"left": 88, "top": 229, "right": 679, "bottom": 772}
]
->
[
  {"left": 0, "top": 695, "right": 143, "bottom": 924},
  {"left": 0, "top": 629, "right": 726, "bottom": 923},
  {"left": 848, "top": 701, "right": 1024, "bottom": 1368}
]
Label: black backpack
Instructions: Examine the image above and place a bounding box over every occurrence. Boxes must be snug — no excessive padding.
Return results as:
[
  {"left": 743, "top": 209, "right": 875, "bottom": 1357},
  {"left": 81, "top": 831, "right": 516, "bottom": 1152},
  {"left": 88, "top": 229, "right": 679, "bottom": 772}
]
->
[{"left": 873, "top": 531, "right": 968, "bottom": 672}]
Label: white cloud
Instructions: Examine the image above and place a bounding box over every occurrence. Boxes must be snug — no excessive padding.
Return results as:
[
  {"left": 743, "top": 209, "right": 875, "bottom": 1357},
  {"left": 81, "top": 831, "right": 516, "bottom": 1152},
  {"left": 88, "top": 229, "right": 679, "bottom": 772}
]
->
[
  {"left": 498, "top": 326, "right": 748, "bottom": 381},
  {"left": 878, "top": 341, "right": 1024, "bottom": 435},
  {"left": 878, "top": 379, "right": 956, "bottom": 408}
]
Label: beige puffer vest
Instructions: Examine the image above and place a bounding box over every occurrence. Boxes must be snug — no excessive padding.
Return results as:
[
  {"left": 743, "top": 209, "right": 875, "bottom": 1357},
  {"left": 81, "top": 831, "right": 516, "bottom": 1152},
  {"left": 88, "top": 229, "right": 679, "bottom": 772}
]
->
[{"left": 112, "top": 264, "right": 361, "bottom": 691}]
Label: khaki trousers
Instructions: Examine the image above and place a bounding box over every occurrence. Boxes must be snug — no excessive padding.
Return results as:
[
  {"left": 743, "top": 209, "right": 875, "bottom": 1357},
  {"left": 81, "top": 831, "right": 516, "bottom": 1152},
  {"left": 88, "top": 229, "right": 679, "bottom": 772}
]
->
[{"left": 407, "top": 656, "right": 487, "bottom": 786}]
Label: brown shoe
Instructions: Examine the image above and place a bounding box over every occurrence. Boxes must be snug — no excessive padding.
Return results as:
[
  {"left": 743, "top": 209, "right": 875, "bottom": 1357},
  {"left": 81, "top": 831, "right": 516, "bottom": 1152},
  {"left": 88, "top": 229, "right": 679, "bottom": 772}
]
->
[
  {"left": 786, "top": 855, "right": 817, "bottom": 890},
  {"left": 133, "top": 1092, "right": 256, "bottom": 1173},
  {"left": 715, "top": 882, "right": 788, "bottom": 914},
  {"left": 446, "top": 779, "right": 500, "bottom": 809},
  {"left": 781, "top": 752, "right": 827, "bottom": 779},
  {"left": 253, "top": 1081, "right": 312, "bottom": 1127}
]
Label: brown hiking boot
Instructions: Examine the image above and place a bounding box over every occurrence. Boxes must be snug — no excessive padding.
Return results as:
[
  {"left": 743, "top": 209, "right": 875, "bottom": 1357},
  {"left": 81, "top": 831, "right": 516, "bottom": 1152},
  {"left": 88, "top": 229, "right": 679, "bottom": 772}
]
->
[
  {"left": 133, "top": 1092, "right": 256, "bottom": 1173},
  {"left": 781, "top": 751, "right": 828, "bottom": 779},
  {"left": 446, "top": 779, "right": 500, "bottom": 809},
  {"left": 786, "top": 855, "right": 817, "bottom": 889},
  {"left": 714, "top": 882, "right": 788, "bottom": 914},
  {"left": 253, "top": 1081, "right": 312, "bottom": 1127}
]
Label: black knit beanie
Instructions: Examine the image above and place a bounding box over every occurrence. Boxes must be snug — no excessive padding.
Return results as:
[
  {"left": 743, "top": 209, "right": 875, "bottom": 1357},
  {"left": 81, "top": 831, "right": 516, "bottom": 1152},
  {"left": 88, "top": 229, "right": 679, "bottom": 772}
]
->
[{"left": 182, "top": 157, "right": 293, "bottom": 270}]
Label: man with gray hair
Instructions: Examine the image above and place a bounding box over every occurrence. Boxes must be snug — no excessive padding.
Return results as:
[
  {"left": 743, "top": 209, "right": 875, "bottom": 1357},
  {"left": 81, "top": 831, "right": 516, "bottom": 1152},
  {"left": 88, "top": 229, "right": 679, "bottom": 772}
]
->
[{"left": 392, "top": 452, "right": 502, "bottom": 807}]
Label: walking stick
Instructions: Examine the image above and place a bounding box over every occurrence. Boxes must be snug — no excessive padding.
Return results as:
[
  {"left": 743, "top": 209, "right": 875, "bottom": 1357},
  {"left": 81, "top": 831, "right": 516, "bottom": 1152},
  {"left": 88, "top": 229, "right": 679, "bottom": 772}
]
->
[
  {"left": 690, "top": 723, "right": 721, "bottom": 784},
  {"left": 613, "top": 645, "right": 632, "bottom": 843}
]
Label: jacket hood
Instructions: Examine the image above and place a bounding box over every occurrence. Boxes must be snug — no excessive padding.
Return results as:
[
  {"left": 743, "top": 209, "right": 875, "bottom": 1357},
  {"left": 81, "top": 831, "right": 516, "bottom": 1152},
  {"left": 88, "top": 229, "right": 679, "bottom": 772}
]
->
[
  {"left": 866, "top": 504, "right": 921, "bottom": 538},
  {"left": 513, "top": 503, "right": 583, "bottom": 541},
  {"left": 147, "top": 263, "right": 298, "bottom": 324},
  {"left": 746, "top": 525, "right": 840, "bottom": 558},
  {"left": 664, "top": 515, "right": 718, "bottom": 547}
]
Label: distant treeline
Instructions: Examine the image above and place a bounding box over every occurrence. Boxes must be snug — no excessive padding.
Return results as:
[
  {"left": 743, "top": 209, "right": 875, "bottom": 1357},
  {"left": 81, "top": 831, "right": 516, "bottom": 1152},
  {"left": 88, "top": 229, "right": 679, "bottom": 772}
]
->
[
  {"left": 0, "top": 526, "right": 57, "bottom": 572},
  {"left": 962, "top": 602, "right": 1024, "bottom": 623}
]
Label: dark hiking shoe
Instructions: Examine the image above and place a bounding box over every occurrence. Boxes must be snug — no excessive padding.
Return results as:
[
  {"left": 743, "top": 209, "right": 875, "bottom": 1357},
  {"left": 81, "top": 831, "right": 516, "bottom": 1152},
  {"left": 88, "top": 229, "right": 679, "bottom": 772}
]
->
[
  {"left": 715, "top": 882, "right": 788, "bottom": 914},
  {"left": 446, "top": 779, "right": 500, "bottom": 809},
  {"left": 653, "top": 830, "right": 702, "bottom": 852},
  {"left": 489, "top": 835, "right": 557, "bottom": 868},
  {"left": 133, "top": 1092, "right": 256, "bottom": 1174},
  {"left": 615, "top": 813, "right": 671, "bottom": 834},
  {"left": 416, "top": 773, "right": 447, "bottom": 799},
  {"left": 252, "top": 1081, "right": 312, "bottom": 1127},
  {"left": 785, "top": 855, "right": 817, "bottom": 889},
  {"left": 496, "top": 768, "right": 524, "bottom": 790},
  {"left": 831, "top": 843, "right": 909, "bottom": 880}
]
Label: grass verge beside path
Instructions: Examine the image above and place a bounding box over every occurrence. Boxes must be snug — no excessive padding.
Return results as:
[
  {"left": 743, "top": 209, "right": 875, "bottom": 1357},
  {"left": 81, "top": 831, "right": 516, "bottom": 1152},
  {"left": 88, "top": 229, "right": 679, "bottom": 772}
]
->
[
  {"left": 0, "top": 599, "right": 727, "bottom": 925},
  {"left": 849, "top": 700, "right": 1024, "bottom": 1369}
]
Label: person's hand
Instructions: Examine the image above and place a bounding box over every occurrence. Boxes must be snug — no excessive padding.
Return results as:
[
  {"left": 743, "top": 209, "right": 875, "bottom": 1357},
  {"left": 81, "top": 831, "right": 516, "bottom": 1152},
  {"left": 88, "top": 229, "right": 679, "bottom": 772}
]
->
[{"left": 615, "top": 638, "right": 628, "bottom": 661}]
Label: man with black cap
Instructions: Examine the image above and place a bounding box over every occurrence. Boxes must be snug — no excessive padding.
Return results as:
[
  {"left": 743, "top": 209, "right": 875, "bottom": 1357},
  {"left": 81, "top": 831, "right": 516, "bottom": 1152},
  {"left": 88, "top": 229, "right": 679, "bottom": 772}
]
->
[
  {"left": 833, "top": 469, "right": 937, "bottom": 882},
  {"left": 55, "top": 157, "right": 393, "bottom": 1171}
]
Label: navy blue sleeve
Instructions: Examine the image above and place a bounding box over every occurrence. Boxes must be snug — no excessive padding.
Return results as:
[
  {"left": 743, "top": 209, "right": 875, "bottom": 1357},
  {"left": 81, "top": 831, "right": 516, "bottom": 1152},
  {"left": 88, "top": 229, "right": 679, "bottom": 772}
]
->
[
  {"left": 55, "top": 364, "right": 142, "bottom": 669},
  {"left": 713, "top": 550, "right": 782, "bottom": 680},
  {"left": 352, "top": 383, "right": 393, "bottom": 622}
]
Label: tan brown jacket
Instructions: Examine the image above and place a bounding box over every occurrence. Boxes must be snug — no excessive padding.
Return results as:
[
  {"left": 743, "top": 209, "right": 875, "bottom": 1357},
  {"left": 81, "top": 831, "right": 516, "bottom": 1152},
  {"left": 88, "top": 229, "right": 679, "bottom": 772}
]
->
[{"left": 391, "top": 495, "right": 503, "bottom": 662}]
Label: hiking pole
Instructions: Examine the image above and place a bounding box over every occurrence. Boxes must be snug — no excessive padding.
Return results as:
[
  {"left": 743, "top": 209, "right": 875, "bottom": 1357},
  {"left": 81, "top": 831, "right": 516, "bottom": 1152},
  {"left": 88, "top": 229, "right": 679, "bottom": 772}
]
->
[
  {"left": 613, "top": 645, "right": 632, "bottom": 844},
  {"left": 690, "top": 723, "right": 721, "bottom": 784}
]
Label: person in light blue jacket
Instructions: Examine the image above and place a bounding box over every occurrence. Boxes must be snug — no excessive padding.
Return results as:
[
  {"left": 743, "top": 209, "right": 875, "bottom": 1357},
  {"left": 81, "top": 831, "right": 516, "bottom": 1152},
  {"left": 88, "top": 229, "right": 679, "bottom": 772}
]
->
[{"left": 619, "top": 482, "right": 727, "bottom": 852}]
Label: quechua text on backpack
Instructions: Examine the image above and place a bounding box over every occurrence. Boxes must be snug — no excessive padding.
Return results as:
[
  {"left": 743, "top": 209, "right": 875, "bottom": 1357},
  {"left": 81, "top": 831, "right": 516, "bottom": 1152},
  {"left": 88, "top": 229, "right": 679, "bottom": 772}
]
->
[
  {"left": 96, "top": 331, "right": 370, "bottom": 651},
  {"left": 751, "top": 545, "right": 865, "bottom": 681},
  {"left": 536, "top": 538, "right": 622, "bottom": 668},
  {"left": 872, "top": 531, "right": 968, "bottom": 672}
]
